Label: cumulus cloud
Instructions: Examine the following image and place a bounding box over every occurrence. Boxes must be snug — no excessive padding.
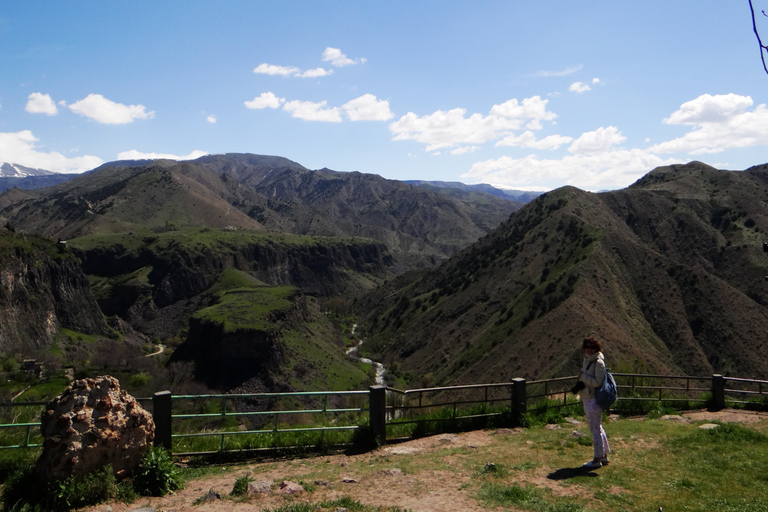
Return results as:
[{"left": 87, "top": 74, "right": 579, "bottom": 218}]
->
[
  {"left": 244, "top": 92, "right": 286, "bottom": 109},
  {"left": 0, "top": 130, "right": 102, "bottom": 173},
  {"left": 649, "top": 93, "right": 768, "bottom": 155},
  {"left": 569, "top": 81, "right": 591, "bottom": 93},
  {"left": 300, "top": 67, "right": 334, "bottom": 78},
  {"left": 253, "top": 63, "right": 300, "bottom": 76},
  {"left": 66, "top": 94, "right": 154, "bottom": 124},
  {"left": 462, "top": 149, "right": 678, "bottom": 191},
  {"left": 389, "top": 96, "right": 557, "bottom": 151},
  {"left": 282, "top": 99, "right": 342, "bottom": 122},
  {"left": 25, "top": 92, "right": 58, "bottom": 115},
  {"left": 206, "top": 114, "right": 216, "bottom": 123},
  {"left": 116, "top": 149, "right": 208, "bottom": 161},
  {"left": 322, "top": 47, "right": 366, "bottom": 67},
  {"left": 253, "top": 62, "right": 333, "bottom": 78},
  {"left": 342, "top": 94, "right": 394, "bottom": 121},
  {"left": 568, "top": 126, "right": 626, "bottom": 155},
  {"left": 496, "top": 130, "right": 573, "bottom": 150}
]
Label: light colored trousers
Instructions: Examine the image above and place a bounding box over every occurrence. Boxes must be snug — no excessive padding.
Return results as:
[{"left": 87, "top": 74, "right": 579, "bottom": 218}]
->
[{"left": 583, "top": 397, "right": 610, "bottom": 459}]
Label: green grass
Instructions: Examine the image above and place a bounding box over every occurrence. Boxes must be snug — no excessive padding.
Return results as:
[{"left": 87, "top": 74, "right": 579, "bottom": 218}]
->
[{"left": 193, "top": 285, "right": 295, "bottom": 332}]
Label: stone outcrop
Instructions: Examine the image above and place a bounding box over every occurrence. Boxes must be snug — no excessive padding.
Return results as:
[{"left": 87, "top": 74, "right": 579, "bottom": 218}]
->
[
  {"left": 36, "top": 376, "right": 154, "bottom": 481},
  {"left": 0, "top": 230, "right": 109, "bottom": 354}
]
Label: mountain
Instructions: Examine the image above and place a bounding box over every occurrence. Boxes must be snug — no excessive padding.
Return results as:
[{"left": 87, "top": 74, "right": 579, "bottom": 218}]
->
[
  {"left": 0, "top": 153, "right": 521, "bottom": 267},
  {"left": 404, "top": 180, "right": 544, "bottom": 203},
  {"left": 0, "top": 162, "right": 55, "bottom": 177},
  {"left": 356, "top": 161, "right": 768, "bottom": 386}
]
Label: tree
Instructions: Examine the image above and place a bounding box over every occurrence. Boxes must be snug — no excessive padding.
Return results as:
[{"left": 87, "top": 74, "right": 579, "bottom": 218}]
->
[{"left": 749, "top": 0, "right": 768, "bottom": 76}]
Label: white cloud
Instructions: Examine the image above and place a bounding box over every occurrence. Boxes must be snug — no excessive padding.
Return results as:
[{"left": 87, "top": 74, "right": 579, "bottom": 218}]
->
[
  {"left": 66, "top": 94, "right": 154, "bottom": 124},
  {"left": 206, "top": 115, "right": 216, "bottom": 124},
  {"left": 322, "top": 47, "right": 366, "bottom": 67},
  {"left": 253, "top": 62, "right": 333, "bottom": 78},
  {"left": 569, "top": 81, "right": 591, "bottom": 93},
  {"left": 450, "top": 146, "right": 480, "bottom": 155},
  {"left": 534, "top": 65, "right": 583, "bottom": 77},
  {"left": 568, "top": 126, "right": 626, "bottom": 155},
  {"left": 496, "top": 130, "right": 573, "bottom": 150},
  {"left": 389, "top": 96, "right": 557, "bottom": 151},
  {"left": 25, "top": 92, "right": 58, "bottom": 115},
  {"left": 0, "top": 130, "right": 102, "bottom": 173},
  {"left": 244, "top": 92, "right": 286, "bottom": 109},
  {"left": 117, "top": 149, "right": 208, "bottom": 161},
  {"left": 253, "top": 63, "right": 301, "bottom": 76},
  {"left": 299, "top": 67, "right": 334, "bottom": 78},
  {"left": 592, "top": 78, "right": 600, "bottom": 85},
  {"left": 282, "top": 100, "right": 342, "bottom": 122},
  {"left": 342, "top": 94, "right": 394, "bottom": 121},
  {"left": 462, "top": 149, "right": 678, "bottom": 191},
  {"left": 650, "top": 93, "right": 768, "bottom": 155}
]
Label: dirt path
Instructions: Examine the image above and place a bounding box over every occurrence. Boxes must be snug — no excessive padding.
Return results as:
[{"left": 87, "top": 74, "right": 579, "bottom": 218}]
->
[{"left": 83, "top": 409, "right": 768, "bottom": 512}]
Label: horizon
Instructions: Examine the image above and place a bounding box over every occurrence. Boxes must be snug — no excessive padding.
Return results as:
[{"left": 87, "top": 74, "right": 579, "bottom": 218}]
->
[{"left": 2, "top": 2, "right": 768, "bottom": 192}]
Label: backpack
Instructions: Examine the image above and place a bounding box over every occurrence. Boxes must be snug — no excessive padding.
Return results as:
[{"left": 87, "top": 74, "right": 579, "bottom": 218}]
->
[{"left": 595, "top": 368, "right": 617, "bottom": 411}]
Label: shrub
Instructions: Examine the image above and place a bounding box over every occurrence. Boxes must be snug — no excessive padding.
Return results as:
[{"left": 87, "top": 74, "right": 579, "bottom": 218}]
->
[
  {"left": 132, "top": 446, "right": 184, "bottom": 496},
  {"left": 230, "top": 472, "right": 254, "bottom": 497}
]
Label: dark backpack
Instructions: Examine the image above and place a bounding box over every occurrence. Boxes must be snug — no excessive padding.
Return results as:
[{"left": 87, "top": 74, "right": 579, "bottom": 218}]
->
[{"left": 595, "top": 368, "right": 617, "bottom": 410}]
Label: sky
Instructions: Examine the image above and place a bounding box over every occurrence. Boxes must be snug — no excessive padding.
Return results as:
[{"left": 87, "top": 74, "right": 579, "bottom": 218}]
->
[{"left": 2, "top": 2, "right": 768, "bottom": 191}]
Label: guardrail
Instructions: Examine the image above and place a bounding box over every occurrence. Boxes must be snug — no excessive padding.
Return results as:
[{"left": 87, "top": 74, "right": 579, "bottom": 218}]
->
[{"left": 1, "top": 373, "right": 766, "bottom": 455}]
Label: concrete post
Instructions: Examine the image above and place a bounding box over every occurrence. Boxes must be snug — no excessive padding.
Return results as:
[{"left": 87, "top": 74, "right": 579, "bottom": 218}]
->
[
  {"left": 369, "top": 385, "right": 387, "bottom": 446},
  {"left": 511, "top": 378, "right": 527, "bottom": 427},
  {"left": 153, "top": 390, "right": 172, "bottom": 451},
  {"left": 711, "top": 374, "right": 726, "bottom": 411}
]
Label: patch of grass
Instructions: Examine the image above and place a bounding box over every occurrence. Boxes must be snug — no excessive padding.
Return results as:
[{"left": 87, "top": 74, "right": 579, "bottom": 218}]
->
[
  {"left": 132, "top": 446, "right": 184, "bottom": 497},
  {"left": 229, "top": 472, "right": 254, "bottom": 497},
  {"left": 478, "top": 482, "right": 586, "bottom": 511}
]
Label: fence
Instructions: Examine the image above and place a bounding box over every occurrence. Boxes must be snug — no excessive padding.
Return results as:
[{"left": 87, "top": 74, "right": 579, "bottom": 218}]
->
[{"left": 1, "top": 373, "right": 766, "bottom": 455}]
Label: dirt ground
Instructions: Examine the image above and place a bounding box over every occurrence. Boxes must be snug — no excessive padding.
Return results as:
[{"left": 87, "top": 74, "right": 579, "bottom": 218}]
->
[{"left": 82, "top": 408, "right": 768, "bottom": 512}]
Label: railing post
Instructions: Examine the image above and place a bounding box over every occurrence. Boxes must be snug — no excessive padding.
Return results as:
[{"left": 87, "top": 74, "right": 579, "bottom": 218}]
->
[
  {"left": 369, "top": 385, "right": 386, "bottom": 446},
  {"left": 153, "top": 390, "right": 172, "bottom": 451},
  {"left": 511, "top": 378, "right": 527, "bottom": 427},
  {"left": 711, "top": 374, "right": 725, "bottom": 411}
]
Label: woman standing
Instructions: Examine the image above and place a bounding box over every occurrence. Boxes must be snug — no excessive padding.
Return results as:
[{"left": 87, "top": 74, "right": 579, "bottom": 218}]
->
[{"left": 577, "top": 336, "right": 610, "bottom": 468}]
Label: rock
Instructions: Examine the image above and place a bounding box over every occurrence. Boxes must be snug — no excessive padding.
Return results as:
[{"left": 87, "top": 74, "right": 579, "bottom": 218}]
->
[
  {"left": 699, "top": 423, "right": 721, "bottom": 429},
  {"left": 248, "top": 480, "right": 272, "bottom": 495},
  {"left": 570, "top": 430, "right": 587, "bottom": 438},
  {"left": 278, "top": 481, "right": 304, "bottom": 494},
  {"left": 660, "top": 415, "right": 690, "bottom": 423},
  {"left": 314, "top": 479, "right": 329, "bottom": 486},
  {"left": 545, "top": 424, "right": 562, "bottom": 430},
  {"left": 202, "top": 489, "right": 221, "bottom": 502},
  {"left": 341, "top": 477, "right": 359, "bottom": 483},
  {"left": 565, "top": 417, "right": 582, "bottom": 425},
  {"left": 35, "top": 376, "right": 154, "bottom": 481},
  {"left": 381, "top": 468, "right": 403, "bottom": 477}
]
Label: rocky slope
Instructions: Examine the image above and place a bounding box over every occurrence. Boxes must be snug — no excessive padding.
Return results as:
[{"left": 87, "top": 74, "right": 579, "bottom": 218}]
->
[
  {"left": 0, "top": 228, "right": 108, "bottom": 354},
  {"left": 357, "top": 162, "right": 768, "bottom": 385}
]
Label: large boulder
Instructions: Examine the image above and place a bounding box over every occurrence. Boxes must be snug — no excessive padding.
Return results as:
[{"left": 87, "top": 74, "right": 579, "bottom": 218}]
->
[{"left": 36, "top": 376, "right": 155, "bottom": 481}]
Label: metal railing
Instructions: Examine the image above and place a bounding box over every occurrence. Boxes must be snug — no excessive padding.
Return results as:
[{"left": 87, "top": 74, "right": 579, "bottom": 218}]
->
[{"left": 2, "top": 373, "right": 766, "bottom": 455}]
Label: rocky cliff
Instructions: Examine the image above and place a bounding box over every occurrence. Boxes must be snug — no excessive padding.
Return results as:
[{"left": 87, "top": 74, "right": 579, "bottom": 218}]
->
[{"left": 0, "top": 229, "right": 108, "bottom": 354}]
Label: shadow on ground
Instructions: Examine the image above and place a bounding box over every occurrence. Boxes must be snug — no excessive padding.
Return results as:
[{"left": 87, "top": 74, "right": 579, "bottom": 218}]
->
[{"left": 547, "top": 467, "right": 601, "bottom": 480}]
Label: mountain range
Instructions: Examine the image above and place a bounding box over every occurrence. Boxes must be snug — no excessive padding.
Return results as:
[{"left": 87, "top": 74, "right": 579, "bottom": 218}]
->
[
  {"left": 2, "top": 156, "right": 767, "bottom": 392},
  {"left": 356, "top": 161, "right": 768, "bottom": 385}
]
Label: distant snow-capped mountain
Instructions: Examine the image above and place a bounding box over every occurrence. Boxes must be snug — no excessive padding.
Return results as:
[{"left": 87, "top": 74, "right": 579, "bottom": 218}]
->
[{"left": 0, "top": 163, "right": 56, "bottom": 178}]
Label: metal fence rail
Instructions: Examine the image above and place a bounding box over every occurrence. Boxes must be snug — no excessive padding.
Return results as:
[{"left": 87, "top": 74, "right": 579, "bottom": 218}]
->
[{"left": 1, "top": 373, "right": 766, "bottom": 455}]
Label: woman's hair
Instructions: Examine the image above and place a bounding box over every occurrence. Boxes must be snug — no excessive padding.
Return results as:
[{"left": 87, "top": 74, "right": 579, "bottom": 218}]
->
[{"left": 582, "top": 336, "right": 602, "bottom": 352}]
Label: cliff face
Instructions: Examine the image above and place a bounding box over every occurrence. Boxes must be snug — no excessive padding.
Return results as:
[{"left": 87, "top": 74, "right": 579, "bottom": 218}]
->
[
  {"left": 0, "top": 231, "right": 108, "bottom": 354},
  {"left": 73, "top": 230, "right": 396, "bottom": 317}
]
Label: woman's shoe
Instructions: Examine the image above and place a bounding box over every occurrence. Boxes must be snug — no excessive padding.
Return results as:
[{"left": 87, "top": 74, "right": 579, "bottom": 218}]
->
[
  {"left": 583, "top": 459, "right": 602, "bottom": 469},
  {"left": 598, "top": 457, "right": 610, "bottom": 465}
]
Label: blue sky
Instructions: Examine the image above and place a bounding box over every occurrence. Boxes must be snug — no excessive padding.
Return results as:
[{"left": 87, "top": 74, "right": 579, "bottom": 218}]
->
[{"left": 2, "top": 2, "right": 768, "bottom": 191}]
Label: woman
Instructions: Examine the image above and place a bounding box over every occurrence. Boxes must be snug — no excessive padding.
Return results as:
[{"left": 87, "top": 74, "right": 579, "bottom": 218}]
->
[{"left": 577, "top": 335, "right": 610, "bottom": 468}]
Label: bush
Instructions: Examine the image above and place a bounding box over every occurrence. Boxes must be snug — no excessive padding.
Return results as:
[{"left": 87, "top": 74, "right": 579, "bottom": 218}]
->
[{"left": 132, "top": 446, "right": 184, "bottom": 497}]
